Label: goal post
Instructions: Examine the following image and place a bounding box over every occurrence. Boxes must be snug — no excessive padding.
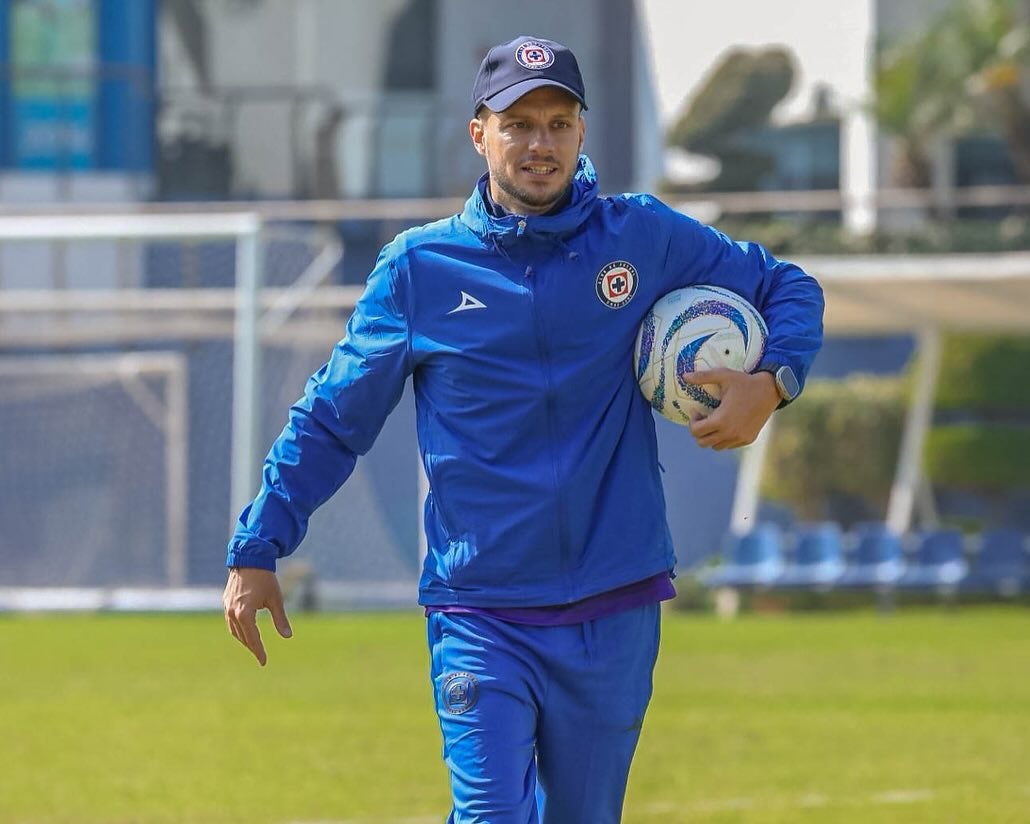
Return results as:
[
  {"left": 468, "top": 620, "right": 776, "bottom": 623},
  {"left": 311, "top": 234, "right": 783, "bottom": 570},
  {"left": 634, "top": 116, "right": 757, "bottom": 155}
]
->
[
  {"left": 0, "top": 212, "right": 421, "bottom": 609},
  {"left": 0, "top": 212, "right": 266, "bottom": 524},
  {"left": 0, "top": 351, "right": 189, "bottom": 585}
]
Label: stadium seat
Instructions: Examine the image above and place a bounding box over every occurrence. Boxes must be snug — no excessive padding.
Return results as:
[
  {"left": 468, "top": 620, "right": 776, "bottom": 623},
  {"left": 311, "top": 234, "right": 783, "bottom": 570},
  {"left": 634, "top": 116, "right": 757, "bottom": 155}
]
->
[
  {"left": 776, "top": 522, "right": 845, "bottom": 590},
  {"left": 701, "top": 524, "right": 784, "bottom": 589},
  {"left": 960, "top": 529, "right": 1029, "bottom": 597},
  {"left": 896, "top": 528, "right": 969, "bottom": 593},
  {"left": 837, "top": 523, "right": 906, "bottom": 588}
]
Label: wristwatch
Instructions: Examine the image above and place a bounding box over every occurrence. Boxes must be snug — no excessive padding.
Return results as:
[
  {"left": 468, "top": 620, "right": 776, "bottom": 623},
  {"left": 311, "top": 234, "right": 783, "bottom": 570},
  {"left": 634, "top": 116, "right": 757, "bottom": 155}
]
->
[{"left": 755, "top": 361, "right": 800, "bottom": 405}]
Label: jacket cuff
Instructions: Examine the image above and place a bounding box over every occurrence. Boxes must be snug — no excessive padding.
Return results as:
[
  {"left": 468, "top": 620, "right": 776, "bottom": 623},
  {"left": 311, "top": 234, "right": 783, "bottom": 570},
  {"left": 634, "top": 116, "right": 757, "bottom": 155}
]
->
[{"left": 225, "top": 549, "right": 277, "bottom": 571}]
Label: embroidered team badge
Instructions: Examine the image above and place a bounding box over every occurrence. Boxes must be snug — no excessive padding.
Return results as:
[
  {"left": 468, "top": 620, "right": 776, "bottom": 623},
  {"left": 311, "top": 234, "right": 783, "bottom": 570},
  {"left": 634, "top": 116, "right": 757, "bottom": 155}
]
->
[
  {"left": 595, "top": 260, "right": 638, "bottom": 308},
  {"left": 515, "top": 41, "right": 555, "bottom": 70},
  {"left": 442, "top": 672, "right": 480, "bottom": 715}
]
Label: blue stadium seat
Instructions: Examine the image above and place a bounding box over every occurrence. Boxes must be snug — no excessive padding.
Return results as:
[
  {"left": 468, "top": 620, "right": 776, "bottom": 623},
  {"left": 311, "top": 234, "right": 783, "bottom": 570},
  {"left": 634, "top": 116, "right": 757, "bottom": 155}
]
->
[
  {"left": 960, "top": 529, "right": 1029, "bottom": 597},
  {"left": 702, "top": 524, "right": 784, "bottom": 589},
  {"left": 776, "top": 522, "right": 845, "bottom": 590},
  {"left": 837, "top": 523, "right": 906, "bottom": 588},
  {"left": 896, "top": 528, "right": 969, "bottom": 593}
]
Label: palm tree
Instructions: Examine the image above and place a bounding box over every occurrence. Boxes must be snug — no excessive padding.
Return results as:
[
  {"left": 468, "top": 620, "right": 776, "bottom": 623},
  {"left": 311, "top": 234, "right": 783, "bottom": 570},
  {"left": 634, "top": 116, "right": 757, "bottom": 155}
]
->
[
  {"left": 874, "top": 0, "right": 1030, "bottom": 186},
  {"left": 958, "top": 0, "right": 1030, "bottom": 181}
]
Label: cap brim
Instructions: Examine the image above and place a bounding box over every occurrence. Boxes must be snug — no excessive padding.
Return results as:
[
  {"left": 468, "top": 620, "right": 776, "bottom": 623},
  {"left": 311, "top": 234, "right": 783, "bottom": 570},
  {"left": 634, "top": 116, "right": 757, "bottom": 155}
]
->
[{"left": 482, "top": 78, "right": 587, "bottom": 113}]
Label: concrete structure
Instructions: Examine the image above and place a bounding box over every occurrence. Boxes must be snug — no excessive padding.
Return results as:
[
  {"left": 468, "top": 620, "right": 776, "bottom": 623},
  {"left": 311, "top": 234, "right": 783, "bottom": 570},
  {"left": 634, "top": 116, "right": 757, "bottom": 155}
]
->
[{"left": 157, "top": 0, "right": 662, "bottom": 200}]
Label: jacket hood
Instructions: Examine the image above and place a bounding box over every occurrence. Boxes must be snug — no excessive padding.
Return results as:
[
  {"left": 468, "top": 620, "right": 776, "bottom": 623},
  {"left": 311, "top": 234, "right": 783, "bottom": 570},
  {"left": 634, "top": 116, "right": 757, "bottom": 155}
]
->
[{"left": 460, "top": 154, "right": 599, "bottom": 244}]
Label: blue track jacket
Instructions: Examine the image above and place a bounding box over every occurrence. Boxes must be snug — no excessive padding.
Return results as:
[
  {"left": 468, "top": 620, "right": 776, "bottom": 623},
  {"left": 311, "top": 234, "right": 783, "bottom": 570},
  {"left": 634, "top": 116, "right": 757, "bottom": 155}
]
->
[{"left": 227, "top": 156, "right": 824, "bottom": 607}]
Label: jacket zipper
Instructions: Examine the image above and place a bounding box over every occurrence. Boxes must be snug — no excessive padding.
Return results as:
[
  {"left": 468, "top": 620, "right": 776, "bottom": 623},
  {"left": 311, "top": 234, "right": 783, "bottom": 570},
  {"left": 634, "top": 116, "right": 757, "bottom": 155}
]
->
[{"left": 521, "top": 236, "right": 571, "bottom": 601}]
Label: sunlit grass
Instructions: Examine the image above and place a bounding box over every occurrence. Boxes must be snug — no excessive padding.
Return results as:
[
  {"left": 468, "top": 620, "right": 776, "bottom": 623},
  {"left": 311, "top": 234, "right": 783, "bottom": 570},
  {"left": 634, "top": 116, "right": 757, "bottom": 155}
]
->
[{"left": 0, "top": 606, "right": 1027, "bottom": 823}]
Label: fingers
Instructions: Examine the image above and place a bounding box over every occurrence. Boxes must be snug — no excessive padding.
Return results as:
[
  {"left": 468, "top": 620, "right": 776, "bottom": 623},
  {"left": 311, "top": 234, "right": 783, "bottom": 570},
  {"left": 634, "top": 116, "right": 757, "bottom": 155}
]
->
[
  {"left": 223, "top": 590, "right": 245, "bottom": 648},
  {"left": 225, "top": 610, "right": 242, "bottom": 645},
  {"left": 223, "top": 568, "right": 293, "bottom": 666},
  {"left": 688, "top": 370, "right": 778, "bottom": 450},
  {"left": 690, "top": 410, "right": 752, "bottom": 451},
  {"left": 224, "top": 601, "right": 267, "bottom": 665},
  {"left": 268, "top": 597, "right": 293, "bottom": 640},
  {"left": 238, "top": 611, "right": 268, "bottom": 667},
  {"left": 690, "top": 427, "right": 743, "bottom": 451},
  {"left": 689, "top": 412, "right": 722, "bottom": 442},
  {"left": 684, "top": 368, "right": 732, "bottom": 386},
  {"left": 700, "top": 435, "right": 747, "bottom": 451}
]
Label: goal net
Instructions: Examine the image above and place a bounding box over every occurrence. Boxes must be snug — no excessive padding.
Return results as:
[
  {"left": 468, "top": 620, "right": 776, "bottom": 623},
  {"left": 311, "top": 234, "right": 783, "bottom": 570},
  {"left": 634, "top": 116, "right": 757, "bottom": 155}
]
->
[{"left": 0, "top": 213, "right": 421, "bottom": 610}]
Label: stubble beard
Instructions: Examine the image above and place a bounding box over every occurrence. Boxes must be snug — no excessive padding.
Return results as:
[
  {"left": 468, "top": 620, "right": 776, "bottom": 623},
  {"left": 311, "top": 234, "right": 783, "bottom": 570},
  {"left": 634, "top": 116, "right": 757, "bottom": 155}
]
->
[{"left": 491, "top": 164, "right": 575, "bottom": 215}]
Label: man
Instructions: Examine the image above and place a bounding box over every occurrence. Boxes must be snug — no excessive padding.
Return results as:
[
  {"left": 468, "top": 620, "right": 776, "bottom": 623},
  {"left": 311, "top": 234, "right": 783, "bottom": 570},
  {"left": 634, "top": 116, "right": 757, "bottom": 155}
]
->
[{"left": 223, "top": 35, "right": 823, "bottom": 823}]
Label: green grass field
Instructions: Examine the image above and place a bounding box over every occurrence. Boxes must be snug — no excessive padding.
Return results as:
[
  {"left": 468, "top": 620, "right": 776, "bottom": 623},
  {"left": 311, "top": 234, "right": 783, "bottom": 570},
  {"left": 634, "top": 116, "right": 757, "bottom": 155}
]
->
[{"left": 1, "top": 606, "right": 1028, "bottom": 823}]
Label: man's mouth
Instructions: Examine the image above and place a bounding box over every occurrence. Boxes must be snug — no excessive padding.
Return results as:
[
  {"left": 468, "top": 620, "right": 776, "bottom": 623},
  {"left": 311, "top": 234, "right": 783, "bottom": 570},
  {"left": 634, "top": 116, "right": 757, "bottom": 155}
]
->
[{"left": 522, "top": 164, "right": 557, "bottom": 177}]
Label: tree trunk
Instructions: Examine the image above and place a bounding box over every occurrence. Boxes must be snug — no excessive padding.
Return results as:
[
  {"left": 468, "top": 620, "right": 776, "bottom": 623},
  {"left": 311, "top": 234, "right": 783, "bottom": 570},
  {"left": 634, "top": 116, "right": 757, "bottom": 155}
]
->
[
  {"left": 994, "top": 88, "right": 1030, "bottom": 183},
  {"left": 890, "top": 138, "right": 933, "bottom": 189}
]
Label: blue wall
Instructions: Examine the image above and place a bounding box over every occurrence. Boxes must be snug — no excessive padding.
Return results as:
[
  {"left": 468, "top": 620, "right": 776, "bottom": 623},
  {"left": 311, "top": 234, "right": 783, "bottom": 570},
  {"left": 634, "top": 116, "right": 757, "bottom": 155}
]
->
[
  {"left": 96, "top": 0, "right": 156, "bottom": 171},
  {"left": 0, "top": 0, "right": 155, "bottom": 171},
  {"left": 0, "top": 3, "right": 7, "bottom": 167}
]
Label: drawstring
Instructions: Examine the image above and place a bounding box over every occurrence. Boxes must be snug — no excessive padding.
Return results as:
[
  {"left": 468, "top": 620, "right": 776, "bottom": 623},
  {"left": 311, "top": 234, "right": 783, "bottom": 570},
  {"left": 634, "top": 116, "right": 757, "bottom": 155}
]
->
[
  {"left": 555, "top": 237, "right": 578, "bottom": 264},
  {"left": 488, "top": 221, "right": 578, "bottom": 267},
  {"left": 490, "top": 235, "right": 515, "bottom": 267}
]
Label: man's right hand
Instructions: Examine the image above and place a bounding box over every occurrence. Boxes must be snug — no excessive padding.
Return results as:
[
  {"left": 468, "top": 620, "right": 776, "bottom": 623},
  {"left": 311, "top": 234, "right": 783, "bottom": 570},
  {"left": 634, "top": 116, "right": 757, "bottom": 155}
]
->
[{"left": 222, "top": 567, "right": 293, "bottom": 666}]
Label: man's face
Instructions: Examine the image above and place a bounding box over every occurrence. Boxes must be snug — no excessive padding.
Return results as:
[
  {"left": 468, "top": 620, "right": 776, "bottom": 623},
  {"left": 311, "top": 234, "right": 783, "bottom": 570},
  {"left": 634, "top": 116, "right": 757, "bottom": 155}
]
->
[{"left": 469, "top": 86, "right": 585, "bottom": 216}]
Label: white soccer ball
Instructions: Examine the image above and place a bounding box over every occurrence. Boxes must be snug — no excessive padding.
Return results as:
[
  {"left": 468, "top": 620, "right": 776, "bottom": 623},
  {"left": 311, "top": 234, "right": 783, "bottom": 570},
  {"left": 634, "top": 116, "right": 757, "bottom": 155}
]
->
[{"left": 634, "top": 285, "right": 768, "bottom": 425}]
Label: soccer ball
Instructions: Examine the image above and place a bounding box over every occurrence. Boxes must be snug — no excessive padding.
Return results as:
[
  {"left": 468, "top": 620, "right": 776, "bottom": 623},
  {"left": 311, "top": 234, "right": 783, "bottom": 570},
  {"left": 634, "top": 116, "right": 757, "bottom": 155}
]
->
[{"left": 634, "top": 285, "right": 768, "bottom": 425}]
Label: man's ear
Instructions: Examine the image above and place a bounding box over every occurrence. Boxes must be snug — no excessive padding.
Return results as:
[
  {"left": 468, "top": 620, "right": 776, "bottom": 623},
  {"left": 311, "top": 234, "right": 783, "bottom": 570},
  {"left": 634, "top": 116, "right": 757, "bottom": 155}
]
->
[{"left": 469, "top": 117, "right": 487, "bottom": 157}]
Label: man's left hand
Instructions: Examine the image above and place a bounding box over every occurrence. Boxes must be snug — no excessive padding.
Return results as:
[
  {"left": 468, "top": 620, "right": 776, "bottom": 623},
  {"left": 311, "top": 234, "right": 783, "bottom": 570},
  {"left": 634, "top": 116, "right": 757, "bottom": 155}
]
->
[{"left": 685, "top": 369, "right": 780, "bottom": 450}]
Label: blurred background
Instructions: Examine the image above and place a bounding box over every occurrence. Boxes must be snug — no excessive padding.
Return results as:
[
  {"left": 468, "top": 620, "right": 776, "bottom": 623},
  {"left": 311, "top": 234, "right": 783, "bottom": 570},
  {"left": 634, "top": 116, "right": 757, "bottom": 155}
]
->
[{"left": 0, "top": 0, "right": 1028, "bottom": 610}]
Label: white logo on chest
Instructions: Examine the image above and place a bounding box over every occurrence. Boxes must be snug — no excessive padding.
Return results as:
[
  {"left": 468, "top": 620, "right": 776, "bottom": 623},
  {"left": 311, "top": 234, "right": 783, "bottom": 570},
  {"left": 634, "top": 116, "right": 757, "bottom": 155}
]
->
[{"left": 447, "top": 291, "right": 487, "bottom": 314}]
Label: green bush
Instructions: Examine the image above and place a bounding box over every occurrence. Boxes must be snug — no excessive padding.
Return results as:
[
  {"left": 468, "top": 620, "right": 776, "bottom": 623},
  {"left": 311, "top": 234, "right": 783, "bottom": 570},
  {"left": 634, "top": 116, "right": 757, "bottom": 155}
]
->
[
  {"left": 933, "top": 335, "right": 1030, "bottom": 415},
  {"left": 760, "top": 334, "right": 1029, "bottom": 527},
  {"left": 762, "top": 376, "right": 906, "bottom": 523},
  {"left": 924, "top": 425, "right": 1030, "bottom": 489}
]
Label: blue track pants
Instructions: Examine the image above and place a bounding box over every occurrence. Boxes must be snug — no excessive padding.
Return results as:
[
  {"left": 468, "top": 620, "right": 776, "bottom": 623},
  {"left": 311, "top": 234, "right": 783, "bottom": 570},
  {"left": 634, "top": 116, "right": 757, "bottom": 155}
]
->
[{"left": 427, "top": 603, "right": 662, "bottom": 823}]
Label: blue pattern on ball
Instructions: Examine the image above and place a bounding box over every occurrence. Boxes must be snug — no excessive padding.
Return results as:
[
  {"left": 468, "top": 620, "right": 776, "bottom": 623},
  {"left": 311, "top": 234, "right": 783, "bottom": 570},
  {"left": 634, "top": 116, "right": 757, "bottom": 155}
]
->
[
  {"left": 653, "top": 300, "right": 742, "bottom": 413},
  {"left": 636, "top": 313, "right": 656, "bottom": 381},
  {"left": 676, "top": 334, "right": 720, "bottom": 410}
]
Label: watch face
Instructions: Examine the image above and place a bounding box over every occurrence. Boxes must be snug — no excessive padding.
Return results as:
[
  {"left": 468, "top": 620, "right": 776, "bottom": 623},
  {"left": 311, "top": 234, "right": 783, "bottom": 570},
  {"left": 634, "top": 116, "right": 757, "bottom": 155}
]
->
[{"left": 777, "top": 366, "right": 800, "bottom": 400}]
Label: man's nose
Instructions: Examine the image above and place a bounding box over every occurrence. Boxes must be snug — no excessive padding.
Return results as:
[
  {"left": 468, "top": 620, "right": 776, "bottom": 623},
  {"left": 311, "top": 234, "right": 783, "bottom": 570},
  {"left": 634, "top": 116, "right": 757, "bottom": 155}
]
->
[{"left": 528, "top": 126, "right": 555, "bottom": 151}]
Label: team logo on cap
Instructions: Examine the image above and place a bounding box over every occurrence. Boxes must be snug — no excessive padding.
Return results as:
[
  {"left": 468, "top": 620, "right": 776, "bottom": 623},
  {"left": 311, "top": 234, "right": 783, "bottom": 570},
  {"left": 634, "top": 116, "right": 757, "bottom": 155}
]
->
[
  {"left": 596, "top": 260, "right": 638, "bottom": 308},
  {"left": 515, "top": 41, "right": 555, "bottom": 70},
  {"left": 441, "top": 672, "right": 480, "bottom": 714}
]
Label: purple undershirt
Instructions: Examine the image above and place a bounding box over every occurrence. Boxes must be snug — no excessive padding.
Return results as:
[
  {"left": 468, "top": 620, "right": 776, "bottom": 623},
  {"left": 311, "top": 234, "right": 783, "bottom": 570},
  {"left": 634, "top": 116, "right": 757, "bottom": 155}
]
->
[{"left": 424, "top": 573, "right": 676, "bottom": 626}]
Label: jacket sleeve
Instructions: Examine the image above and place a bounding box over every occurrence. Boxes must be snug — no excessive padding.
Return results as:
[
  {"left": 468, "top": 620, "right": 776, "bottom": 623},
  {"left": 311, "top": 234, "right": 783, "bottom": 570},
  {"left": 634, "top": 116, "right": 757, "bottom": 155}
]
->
[
  {"left": 226, "top": 245, "right": 413, "bottom": 570},
  {"left": 644, "top": 196, "right": 824, "bottom": 391}
]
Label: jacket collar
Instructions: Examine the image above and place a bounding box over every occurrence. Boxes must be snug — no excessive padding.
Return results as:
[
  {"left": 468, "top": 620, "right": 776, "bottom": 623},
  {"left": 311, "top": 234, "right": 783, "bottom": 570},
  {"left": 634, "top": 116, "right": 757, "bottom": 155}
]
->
[{"left": 460, "top": 154, "right": 598, "bottom": 245}]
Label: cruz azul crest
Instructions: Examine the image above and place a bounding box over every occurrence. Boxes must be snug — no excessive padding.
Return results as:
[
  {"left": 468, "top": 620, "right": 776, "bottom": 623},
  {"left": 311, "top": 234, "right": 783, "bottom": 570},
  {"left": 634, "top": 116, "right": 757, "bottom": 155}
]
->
[
  {"left": 595, "top": 260, "right": 638, "bottom": 309},
  {"left": 515, "top": 41, "right": 555, "bottom": 70},
  {"left": 442, "top": 671, "right": 480, "bottom": 715}
]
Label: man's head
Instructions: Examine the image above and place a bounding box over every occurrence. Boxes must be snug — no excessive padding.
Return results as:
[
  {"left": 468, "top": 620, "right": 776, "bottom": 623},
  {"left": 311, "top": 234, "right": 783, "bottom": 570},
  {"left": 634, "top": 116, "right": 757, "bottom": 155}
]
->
[
  {"left": 471, "top": 36, "right": 587, "bottom": 116},
  {"left": 469, "top": 36, "right": 587, "bottom": 216}
]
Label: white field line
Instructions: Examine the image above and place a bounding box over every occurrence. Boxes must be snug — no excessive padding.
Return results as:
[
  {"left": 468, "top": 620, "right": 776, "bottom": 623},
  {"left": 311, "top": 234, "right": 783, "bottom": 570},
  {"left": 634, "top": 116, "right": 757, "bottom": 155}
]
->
[
  {"left": 639, "top": 787, "right": 937, "bottom": 816},
  {"left": 871, "top": 788, "right": 936, "bottom": 804},
  {"left": 289, "top": 818, "right": 441, "bottom": 824},
  {"left": 289, "top": 787, "right": 938, "bottom": 823}
]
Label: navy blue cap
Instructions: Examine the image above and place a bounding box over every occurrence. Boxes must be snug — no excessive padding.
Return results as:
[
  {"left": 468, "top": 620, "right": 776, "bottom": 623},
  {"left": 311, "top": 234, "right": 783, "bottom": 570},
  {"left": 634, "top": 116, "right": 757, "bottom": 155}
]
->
[{"left": 472, "top": 36, "right": 587, "bottom": 114}]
